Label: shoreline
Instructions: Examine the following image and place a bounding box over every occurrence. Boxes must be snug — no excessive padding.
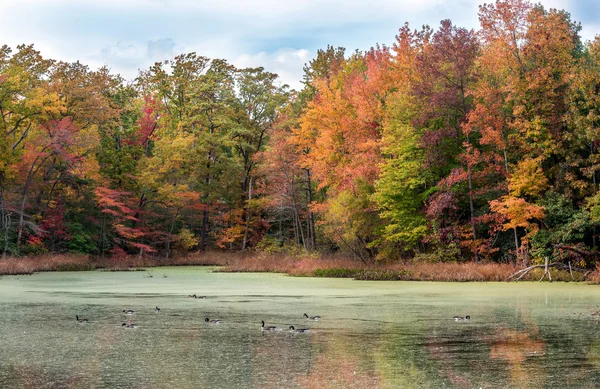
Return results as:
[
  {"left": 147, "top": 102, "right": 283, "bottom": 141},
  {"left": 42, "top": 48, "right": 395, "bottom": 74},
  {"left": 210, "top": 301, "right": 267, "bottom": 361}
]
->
[{"left": 0, "top": 252, "right": 596, "bottom": 283}]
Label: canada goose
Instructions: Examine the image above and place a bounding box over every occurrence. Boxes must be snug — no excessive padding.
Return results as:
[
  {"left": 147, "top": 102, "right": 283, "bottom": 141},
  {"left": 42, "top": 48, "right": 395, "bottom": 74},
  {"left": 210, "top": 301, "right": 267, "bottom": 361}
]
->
[
  {"left": 453, "top": 315, "right": 471, "bottom": 322},
  {"left": 205, "top": 317, "right": 222, "bottom": 324},
  {"left": 122, "top": 309, "right": 135, "bottom": 315},
  {"left": 303, "top": 313, "right": 321, "bottom": 321},
  {"left": 289, "top": 325, "right": 310, "bottom": 333},
  {"left": 188, "top": 294, "right": 206, "bottom": 299},
  {"left": 261, "top": 320, "right": 278, "bottom": 331},
  {"left": 122, "top": 323, "right": 137, "bottom": 329},
  {"left": 75, "top": 315, "right": 89, "bottom": 324},
  {"left": 155, "top": 307, "right": 161, "bottom": 313}
]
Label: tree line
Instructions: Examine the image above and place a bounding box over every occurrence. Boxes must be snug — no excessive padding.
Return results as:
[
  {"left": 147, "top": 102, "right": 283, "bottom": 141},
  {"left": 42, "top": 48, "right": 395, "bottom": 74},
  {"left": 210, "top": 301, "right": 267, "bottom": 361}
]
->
[{"left": 1, "top": 0, "right": 600, "bottom": 265}]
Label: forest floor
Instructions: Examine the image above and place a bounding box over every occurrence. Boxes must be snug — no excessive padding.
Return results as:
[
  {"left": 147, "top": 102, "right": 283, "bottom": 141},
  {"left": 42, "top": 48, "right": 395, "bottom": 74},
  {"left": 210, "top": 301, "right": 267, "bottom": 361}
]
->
[{"left": 0, "top": 251, "right": 595, "bottom": 282}]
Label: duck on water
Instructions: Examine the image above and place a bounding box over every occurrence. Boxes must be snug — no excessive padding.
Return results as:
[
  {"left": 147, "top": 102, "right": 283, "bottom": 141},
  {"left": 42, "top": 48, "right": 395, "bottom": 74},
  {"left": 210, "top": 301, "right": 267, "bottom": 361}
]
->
[
  {"left": 303, "top": 313, "right": 321, "bottom": 321},
  {"left": 289, "top": 325, "right": 310, "bottom": 333},
  {"left": 454, "top": 315, "right": 471, "bottom": 322},
  {"left": 261, "top": 321, "right": 279, "bottom": 331}
]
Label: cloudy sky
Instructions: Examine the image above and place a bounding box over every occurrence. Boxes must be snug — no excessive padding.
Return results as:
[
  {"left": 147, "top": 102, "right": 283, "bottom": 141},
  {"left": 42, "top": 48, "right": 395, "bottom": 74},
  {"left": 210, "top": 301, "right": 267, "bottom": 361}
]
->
[{"left": 1, "top": 0, "right": 598, "bottom": 89}]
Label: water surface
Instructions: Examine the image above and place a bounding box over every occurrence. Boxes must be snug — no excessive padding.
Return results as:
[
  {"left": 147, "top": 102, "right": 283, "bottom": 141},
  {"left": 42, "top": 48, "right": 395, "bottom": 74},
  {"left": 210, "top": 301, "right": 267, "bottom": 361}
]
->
[{"left": 0, "top": 267, "right": 599, "bottom": 388}]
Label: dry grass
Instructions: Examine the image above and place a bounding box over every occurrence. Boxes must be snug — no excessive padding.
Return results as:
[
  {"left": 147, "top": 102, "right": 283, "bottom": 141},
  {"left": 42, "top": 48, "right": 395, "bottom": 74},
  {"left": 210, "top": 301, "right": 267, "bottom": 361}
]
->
[
  {"left": 0, "top": 251, "right": 255, "bottom": 275},
  {"left": 405, "top": 262, "right": 521, "bottom": 282},
  {"left": 0, "top": 254, "right": 92, "bottom": 275},
  {"left": 213, "top": 253, "right": 530, "bottom": 281},
  {"left": 0, "top": 251, "right": 590, "bottom": 282},
  {"left": 215, "top": 253, "right": 587, "bottom": 282},
  {"left": 585, "top": 264, "right": 600, "bottom": 284}
]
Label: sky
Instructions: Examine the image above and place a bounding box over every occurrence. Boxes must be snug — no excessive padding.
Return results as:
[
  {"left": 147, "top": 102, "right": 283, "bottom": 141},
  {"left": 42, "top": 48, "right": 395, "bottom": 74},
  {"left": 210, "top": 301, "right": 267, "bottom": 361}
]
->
[{"left": 1, "top": 0, "right": 599, "bottom": 90}]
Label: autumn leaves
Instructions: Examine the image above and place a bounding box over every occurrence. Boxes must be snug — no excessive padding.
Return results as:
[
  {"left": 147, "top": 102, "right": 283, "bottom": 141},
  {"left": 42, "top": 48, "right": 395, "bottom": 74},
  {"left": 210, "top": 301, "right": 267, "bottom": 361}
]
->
[{"left": 1, "top": 0, "right": 599, "bottom": 264}]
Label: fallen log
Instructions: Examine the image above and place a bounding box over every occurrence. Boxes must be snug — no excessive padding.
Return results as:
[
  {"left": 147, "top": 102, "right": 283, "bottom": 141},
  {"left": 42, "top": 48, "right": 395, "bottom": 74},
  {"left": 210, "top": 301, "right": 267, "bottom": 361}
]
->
[
  {"left": 539, "top": 257, "right": 552, "bottom": 282},
  {"left": 506, "top": 260, "right": 590, "bottom": 282},
  {"left": 553, "top": 244, "right": 600, "bottom": 258}
]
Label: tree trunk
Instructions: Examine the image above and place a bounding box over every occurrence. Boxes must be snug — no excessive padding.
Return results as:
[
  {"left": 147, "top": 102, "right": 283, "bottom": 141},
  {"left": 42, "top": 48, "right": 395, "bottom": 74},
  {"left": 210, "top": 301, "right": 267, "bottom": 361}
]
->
[
  {"left": 200, "top": 145, "right": 212, "bottom": 251},
  {"left": 592, "top": 142, "right": 597, "bottom": 249},
  {"left": 0, "top": 181, "right": 8, "bottom": 258},
  {"left": 2, "top": 212, "right": 9, "bottom": 258},
  {"left": 539, "top": 256, "right": 552, "bottom": 282},
  {"left": 241, "top": 177, "right": 252, "bottom": 251},
  {"left": 306, "top": 169, "right": 316, "bottom": 251},
  {"left": 465, "top": 134, "right": 477, "bottom": 255},
  {"left": 165, "top": 215, "right": 177, "bottom": 260},
  {"left": 200, "top": 208, "right": 209, "bottom": 252},
  {"left": 467, "top": 164, "right": 476, "bottom": 241},
  {"left": 100, "top": 213, "right": 106, "bottom": 258},
  {"left": 513, "top": 227, "right": 519, "bottom": 264},
  {"left": 295, "top": 208, "right": 306, "bottom": 251},
  {"left": 17, "top": 153, "right": 51, "bottom": 247},
  {"left": 200, "top": 170, "right": 211, "bottom": 252}
]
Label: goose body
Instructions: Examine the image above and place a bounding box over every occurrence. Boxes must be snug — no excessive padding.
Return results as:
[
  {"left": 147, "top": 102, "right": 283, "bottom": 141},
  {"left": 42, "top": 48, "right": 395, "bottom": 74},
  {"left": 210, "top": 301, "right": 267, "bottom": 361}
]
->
[
  {"left": 75, "top": 315, "right": 89, "bottom": 324},
  {"left": 453, "top": 315, "right": 471, "bottom": 322},
  {"left": 303, "top": 313, "right": 321, "bottom": 321},
  {"left": 205, "top": 317, "right": 222, "bottom": 324},
  {"left": 155, "top": 307, "right": 161, "bottom": 313},
  {"left": 122, "top": 309, "right": 135, "bottom": 315},
  {"left": 261, "top": 320, "right": 278, "bottom": 331},
  {"left": 122, "top": 323, "right": 137, "bottom": 329},
  {"left": 289, "top": 325, "right": 310, "bottom": 333}
]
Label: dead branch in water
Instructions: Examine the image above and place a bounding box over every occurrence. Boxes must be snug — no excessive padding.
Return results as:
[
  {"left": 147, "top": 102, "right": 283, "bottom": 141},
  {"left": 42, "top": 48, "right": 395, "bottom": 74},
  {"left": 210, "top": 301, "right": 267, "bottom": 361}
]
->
[{"left": 506, "top": 258, "right": 590, "bottom": 282}]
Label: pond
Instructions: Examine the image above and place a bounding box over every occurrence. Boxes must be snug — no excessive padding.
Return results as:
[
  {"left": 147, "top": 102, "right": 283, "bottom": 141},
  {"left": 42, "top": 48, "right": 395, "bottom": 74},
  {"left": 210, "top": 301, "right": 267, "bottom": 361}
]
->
[{"left": 0, "top": 266, "right": 599, "bottom": 388}]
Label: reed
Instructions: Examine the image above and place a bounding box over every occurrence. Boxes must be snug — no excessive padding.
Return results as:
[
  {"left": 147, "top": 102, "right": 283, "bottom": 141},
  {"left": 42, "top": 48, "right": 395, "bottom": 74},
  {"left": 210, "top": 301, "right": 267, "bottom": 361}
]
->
[{"left": 0, "top": 252, "right": 591, "bottom": 282}]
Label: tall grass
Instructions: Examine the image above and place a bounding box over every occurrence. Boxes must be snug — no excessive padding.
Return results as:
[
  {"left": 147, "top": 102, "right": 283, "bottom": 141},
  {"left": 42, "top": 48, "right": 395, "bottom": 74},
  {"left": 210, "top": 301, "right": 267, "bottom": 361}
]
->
[
  {"left": 0, "top": 251, "right": 593, "bottom": 282},
  {"left": 0, "top": 254, "right": 92, "bottom": 275}
]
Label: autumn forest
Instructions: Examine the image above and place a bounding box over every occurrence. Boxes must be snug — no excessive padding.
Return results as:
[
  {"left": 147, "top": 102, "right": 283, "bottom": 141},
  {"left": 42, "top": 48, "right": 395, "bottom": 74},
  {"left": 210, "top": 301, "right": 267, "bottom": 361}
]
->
[{"left": 2, "top": 0, "right": 600, "bottom": 267}]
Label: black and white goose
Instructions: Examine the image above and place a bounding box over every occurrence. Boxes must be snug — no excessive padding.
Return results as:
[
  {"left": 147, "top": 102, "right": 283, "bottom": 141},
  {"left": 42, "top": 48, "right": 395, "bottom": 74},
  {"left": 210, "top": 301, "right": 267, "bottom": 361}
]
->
[
  {"left": 122, "top": 322, "right": 138, "bottom": 329},
  {"left": 261, "top": 320, "right": 278, "bottom": 331},
  {"left": 453, "top": 315, "right": 471, "bottom": 322},
  {"left": 155, "top": 307, "right": 161, "bottom": 313},
  {"left": 289, "top": 325, "right": 310, "bottom": 333},
  {"left": 205, "top": 317, "right": 222, "bottom": 325},
  {"left": 75, "top": 315, "right": 89, "bottom": 324},
  {"left": 303, "top": 313, "right": 321, "bottom": 321},
  {"left": 122, "top": 309, "right": 135, "bottom": 315}
]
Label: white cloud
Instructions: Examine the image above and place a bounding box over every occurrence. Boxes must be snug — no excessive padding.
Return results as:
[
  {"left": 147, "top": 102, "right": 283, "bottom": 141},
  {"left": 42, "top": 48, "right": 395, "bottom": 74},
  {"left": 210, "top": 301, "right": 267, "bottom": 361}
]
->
[
  {"left": 147, "top": 38, "right": 176, "bottom": 61},
  {"left": 234, "top": 48, "right": 312, "bottom": 90},
  {"left": 87, "top": 38, "right": 181, "bottom": 79},
  {"left": 0, "top": 0, "right": 597, "bottom": 88}
]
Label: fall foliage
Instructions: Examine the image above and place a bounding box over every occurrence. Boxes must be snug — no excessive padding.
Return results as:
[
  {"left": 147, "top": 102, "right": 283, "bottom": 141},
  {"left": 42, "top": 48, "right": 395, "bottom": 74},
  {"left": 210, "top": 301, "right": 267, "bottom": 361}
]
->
[{"left": 1, "top": 0, "right": 599, "bottom": 266}]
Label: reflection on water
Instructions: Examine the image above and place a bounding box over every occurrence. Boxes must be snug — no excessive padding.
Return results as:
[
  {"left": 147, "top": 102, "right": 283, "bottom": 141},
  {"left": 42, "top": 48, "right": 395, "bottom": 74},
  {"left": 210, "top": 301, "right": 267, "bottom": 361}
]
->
[{"left": 0, "top": 267, "right": 600, "bottom": 388}]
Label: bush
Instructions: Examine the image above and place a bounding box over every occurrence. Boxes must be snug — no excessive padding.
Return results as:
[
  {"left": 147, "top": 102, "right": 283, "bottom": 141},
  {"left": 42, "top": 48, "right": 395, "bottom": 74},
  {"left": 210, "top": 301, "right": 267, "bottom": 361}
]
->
[
  {"left": 355, "top": 269, "right": 412, "bottom": 280},
  {"left": 255, "top": 235, "right": 284, "bottom": 254},
  {"left": 66, "top": 222, "right": 97, "bottom": 254},
  {"left": 177, "top": 228, "right": 199, "bottom": 252},
  {"left": 312, "top": 268, "right": 360, "bottom": 278}
]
